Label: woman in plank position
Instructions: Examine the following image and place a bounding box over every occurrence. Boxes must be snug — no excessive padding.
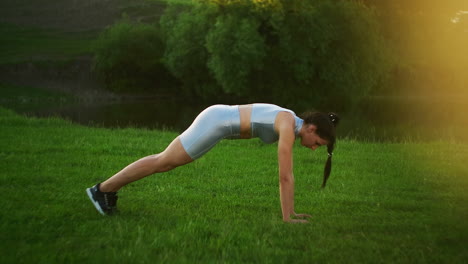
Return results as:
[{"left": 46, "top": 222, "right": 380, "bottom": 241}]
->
[{"left": 87, "top": 103, "right": 339, "bottom": 223}]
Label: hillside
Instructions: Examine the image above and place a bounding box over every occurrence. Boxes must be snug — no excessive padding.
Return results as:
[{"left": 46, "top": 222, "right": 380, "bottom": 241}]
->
[
  {"left": 0, "top": 0, "right": 166, "bottom": 31},
  {"left": 0, "top": 0, "right": 171, "bottom": 98}
]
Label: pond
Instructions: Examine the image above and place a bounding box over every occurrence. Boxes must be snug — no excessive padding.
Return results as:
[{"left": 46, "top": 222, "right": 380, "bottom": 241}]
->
[{"left": 6, "top": 95, "right": 468, "bottom": 142}]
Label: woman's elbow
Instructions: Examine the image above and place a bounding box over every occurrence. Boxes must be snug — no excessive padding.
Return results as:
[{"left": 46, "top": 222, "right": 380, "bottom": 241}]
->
[{"left": 279, "top": 173, "right": 292, "bottom": 184}]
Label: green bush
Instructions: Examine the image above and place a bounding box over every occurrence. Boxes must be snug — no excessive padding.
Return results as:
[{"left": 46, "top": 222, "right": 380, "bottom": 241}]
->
[
  {"left": 161, "top": 0, "right": 393, "bottom": 109},
  {"left": 159, "top": 2, "right": 217, "bottom": 98},
  {"left": 309, "top": 1, "right": 392, "bottom": 107},
  {"left": 94, "top": 0, "right": 393, "bottom": 106},
  {"left": 206, "top": 13, "right": 266, "bottom": 95},
  {"left": 93, "top": 21, "right": 177, "bottom": 93}
]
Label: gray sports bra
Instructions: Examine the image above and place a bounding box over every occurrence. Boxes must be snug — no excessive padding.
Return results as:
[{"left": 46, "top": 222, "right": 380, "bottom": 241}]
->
[{"left": 250, "top": 103, "right": 303, "bottom": 144}]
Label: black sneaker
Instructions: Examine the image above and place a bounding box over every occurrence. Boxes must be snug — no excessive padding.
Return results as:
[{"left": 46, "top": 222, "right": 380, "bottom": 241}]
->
[{"left": 86, "top": 183, "right": 118, "bottom": 215}]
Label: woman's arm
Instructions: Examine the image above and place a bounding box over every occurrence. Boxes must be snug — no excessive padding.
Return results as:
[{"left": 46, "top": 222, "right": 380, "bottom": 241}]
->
[{"left": 276, "top": 113, "right": 311, "bottom": 223}]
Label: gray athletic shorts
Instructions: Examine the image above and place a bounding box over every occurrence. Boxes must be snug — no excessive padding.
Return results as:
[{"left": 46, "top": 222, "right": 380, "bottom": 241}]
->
[{"left": 179, "top": 105, "right": 240, "bottom": 160}]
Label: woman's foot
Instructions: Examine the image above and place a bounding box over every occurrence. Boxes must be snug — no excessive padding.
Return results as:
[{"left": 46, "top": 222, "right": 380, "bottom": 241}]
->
[{"left": 86, "top": 183, "right": 118, "bottom": 215}]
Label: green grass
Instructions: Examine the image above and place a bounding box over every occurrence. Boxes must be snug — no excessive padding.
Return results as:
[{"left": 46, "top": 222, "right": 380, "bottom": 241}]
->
[
  {"left": 0, "top": 107, "right": 467, "bottom": 263},
  {"left": 0, "top": 23, "right": 96, "bottom": 64}
]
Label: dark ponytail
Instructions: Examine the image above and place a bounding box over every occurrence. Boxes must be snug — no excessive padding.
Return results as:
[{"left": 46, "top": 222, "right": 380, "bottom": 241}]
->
[
  {"left": 302, "top": 111, "right": 339, "bottom": 188},
  {"left": 322, "top": 145, "right": 334, "bottom": 188},
  {"left": 321, "top": 112, "right": 339, "bottom": 188}
]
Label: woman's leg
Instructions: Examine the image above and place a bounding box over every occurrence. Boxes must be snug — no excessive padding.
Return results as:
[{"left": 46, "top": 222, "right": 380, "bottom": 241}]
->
[
  {"left": 97, "top": 104, "right": 238, "bottom": 193},
  {"left": 87, "top": 105, "right": 238, "bottom": 215},
  {"left": 99, "top": 137, "right": 193, "bottom": 192}
]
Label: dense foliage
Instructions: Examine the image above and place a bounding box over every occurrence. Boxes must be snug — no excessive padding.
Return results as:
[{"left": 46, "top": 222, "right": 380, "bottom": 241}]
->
[
  {"left": 94, "top": 0, "right": 394, "bottom": 108},
  {"left": 93, "top": 21, "right": 177, "bottom": 93},
  {"left": 160, "top": 0, "right": 392, "bottom": 109}
]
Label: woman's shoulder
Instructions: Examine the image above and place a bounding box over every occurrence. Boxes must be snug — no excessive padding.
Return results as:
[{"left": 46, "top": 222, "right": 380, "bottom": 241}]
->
[{"left": 275, "top": 111, "right": 296, "bottom": 131}]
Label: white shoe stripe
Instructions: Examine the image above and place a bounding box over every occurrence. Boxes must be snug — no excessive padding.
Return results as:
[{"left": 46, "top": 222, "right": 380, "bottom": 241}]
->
[{"left": 86, "top": 188, "right": 106, "bottom": 216}]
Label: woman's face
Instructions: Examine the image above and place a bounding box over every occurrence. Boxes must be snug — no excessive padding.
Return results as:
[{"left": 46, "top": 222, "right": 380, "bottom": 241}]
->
[{"left": 300, "top": 124, "right": 329, "bottom": 151}]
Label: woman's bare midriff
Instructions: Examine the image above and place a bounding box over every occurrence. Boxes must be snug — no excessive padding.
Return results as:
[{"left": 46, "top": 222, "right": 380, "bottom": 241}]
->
[{"left": 238, "top": 104, "right": 252, "bottom": 139}]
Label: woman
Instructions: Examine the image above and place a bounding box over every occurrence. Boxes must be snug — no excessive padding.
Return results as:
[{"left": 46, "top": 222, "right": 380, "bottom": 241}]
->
[{"left": 86, "top": 103, "right": 339, "bottom": 223}]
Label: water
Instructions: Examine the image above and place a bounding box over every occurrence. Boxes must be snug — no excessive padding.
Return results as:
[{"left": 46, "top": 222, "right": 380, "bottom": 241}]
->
[
  {"left": 14, "top": 98, "right": 211, "bottom": 132},
  {"left": 7, "top": 95, "right": 468, "bottom": 142}
]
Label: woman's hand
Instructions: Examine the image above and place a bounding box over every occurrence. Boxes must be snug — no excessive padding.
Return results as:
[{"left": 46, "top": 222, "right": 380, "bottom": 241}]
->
[
  {"left": 293, "top": 212, "right": 312, "bottom": 219},
  {"left": 284, "top": 213, "right": 312, "bottom": 223}
]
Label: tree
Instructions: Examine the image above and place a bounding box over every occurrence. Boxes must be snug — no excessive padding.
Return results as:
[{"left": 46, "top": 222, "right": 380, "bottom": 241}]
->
[
  {"left": 93, "top": 21, "right": 176, "bottom": 93},
  {"left": 160, "top": 0, "right": 393, "bottom": 108}
]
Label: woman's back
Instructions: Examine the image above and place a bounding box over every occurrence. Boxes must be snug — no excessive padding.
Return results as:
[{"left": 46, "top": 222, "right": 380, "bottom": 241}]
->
[{"left": 250, "top": 103, "right": 303, "bottom": 143}]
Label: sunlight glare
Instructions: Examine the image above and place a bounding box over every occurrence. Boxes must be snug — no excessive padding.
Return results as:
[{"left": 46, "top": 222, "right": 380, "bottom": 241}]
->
[{"left": 451, "top": 10, "right": 468, "bottom": 23}]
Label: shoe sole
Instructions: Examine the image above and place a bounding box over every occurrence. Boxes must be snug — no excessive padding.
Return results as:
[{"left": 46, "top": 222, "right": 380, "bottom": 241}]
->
[{"left": 86, "top": 188, "right": 106, "bottom": 216}]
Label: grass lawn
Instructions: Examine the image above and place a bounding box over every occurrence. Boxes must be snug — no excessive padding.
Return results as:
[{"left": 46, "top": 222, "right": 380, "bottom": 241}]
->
[
  {"left": 0, "top": 107, "right": 467, "bottom": 263},
  {"left": 0, "top": 23, "right": 97, "bottom": 64}
]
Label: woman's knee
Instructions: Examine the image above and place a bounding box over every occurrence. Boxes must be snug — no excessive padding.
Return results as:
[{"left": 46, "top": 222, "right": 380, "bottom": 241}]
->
[{"left": 145, "top": 153, "right": 178, "bottom": 173}]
